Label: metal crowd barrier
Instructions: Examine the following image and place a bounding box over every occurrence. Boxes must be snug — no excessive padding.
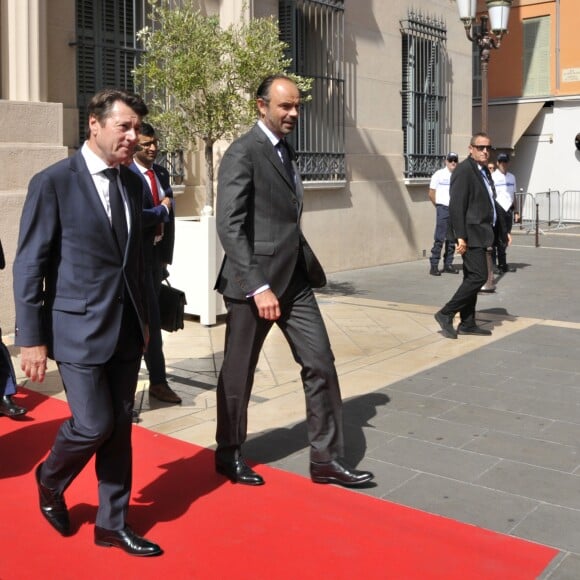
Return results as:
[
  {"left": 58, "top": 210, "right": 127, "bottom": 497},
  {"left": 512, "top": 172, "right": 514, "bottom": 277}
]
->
[
  {"left": 560, "top": 191, "right": 580, "bottom": 225},
  {"left": 512, "top": 190, "right": 580, "bottom": 246},
  {"left": 514, "top": 191, "right": 537, "bottom": 232},
  {"left": 513, "top": 190, "right": 564, "bottom": 246}
]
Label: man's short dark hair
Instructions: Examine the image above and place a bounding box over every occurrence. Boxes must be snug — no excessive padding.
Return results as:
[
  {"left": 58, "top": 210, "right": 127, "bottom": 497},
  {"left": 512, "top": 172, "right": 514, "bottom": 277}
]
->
[
  {"left": 470, "top": 132, "right": 491, "bottom": 146},
  {"left": 140, "top": 122, "right": 156, "bottom": 138},
  {"left": 256, "top": 74, "right": 295, "bottom": 101},
  {"left": 85, "top": 88, "right": 148, "bottom": 139}
]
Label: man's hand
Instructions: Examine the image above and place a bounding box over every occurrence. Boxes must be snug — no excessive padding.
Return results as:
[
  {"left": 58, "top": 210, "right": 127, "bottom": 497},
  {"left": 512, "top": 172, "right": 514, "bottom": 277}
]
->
[
  {"left": 456, "top": 238, "right": 467, "bottom": 255},
  {"left": 506, "top": 233, "right": 512, "bottom": 246},
  {"left": 253, "top": 289, "right": 281, "bottom": 321},
  {"left": 20, "top": 345, "right": 48, "bottom": 383}
]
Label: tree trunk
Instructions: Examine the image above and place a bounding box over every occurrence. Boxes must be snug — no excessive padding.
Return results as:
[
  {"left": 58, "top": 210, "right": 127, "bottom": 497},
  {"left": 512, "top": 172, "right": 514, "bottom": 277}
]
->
[{"left": 203, "top": 138, "right": 215, "bottom": 215}]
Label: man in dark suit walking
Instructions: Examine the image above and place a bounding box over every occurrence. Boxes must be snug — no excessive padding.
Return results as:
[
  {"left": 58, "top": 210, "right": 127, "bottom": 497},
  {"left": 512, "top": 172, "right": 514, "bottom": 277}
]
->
[
  {"left": 129, "top": 122, "right": 181, "bottom": 404},
  {"left": 434, "top": 132, "right": 510, "bottom": 340},
  {"left": 214, "top": 74, "right": 373, "bottom": 488},
  {"left": 13, "top": 89, "right": 162, "bottom": 556}
]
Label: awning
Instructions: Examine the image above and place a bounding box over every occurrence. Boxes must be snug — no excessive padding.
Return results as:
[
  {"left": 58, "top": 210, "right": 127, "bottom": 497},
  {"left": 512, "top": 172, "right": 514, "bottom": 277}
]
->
[{"left": 472, "top": 101, "right": 545, "bottom": 150}]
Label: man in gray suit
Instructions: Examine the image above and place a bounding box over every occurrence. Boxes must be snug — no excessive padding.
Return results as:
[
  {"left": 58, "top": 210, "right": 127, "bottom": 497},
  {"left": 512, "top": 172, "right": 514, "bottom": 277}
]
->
[
  {"left": 13, "top": 89, "right": 162, "bottom": 556},
  {"left": 214, "top": 74, "right": 373, "bottom": 488}
]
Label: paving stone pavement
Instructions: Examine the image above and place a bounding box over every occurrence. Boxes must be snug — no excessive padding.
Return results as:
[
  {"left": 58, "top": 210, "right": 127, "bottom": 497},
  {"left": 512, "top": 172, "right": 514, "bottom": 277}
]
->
[{"left": 14, "top": 226, "right": 580, "bottom": 579}]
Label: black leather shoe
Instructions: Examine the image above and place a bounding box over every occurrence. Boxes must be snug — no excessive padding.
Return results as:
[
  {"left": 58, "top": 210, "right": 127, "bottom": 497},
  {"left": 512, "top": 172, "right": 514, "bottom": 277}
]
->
[
  {"left": 311, "top": 459, "right": 374, "bottom": 487},
  {"left": 457, "top": 324, "right": 492, "bottom": 336},
  {"left": 429, "top": 266, "right": 441, "bottom": 276},
  {"left": 95, "top": 525, "right": 163, "bottom": 557},
  {"left": 35, "top": 463, "right": 71, "bottom": 536},
  {"left": 498, "top": 264, "right": 516, "bottom": 273},
  {"left": 215, "top": 457, "right": 265, "bottom": 486},
  {"left": 0, "top": 395, "right": 27, "bottom": 417},
  {"left": 442, "top": 265, "right": 458, "bottom": 274},
  {"left": 434, "top": 310, "right": 457, "bottom": 339}
]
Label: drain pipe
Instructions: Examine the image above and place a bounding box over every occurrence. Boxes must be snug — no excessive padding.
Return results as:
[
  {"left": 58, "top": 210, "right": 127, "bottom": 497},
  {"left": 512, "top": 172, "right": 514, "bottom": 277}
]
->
[{"left": 556, "top": 0, "right": 561, "bottom": 92}]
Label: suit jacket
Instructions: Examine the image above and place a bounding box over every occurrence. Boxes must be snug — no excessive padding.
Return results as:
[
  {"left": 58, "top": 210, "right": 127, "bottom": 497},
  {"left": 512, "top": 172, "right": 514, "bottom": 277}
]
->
[
  {"left": 128, "top": 161, "right": 175, "bottom": 268},
  {"left": 13, "top": 150, "right": 147, "bottom": 364},
  {"left": 215, "top": 123, "right": 326, "bottom": 300},
  {"left": 448, "top": 156, "right": 506, "bottom": 248}
]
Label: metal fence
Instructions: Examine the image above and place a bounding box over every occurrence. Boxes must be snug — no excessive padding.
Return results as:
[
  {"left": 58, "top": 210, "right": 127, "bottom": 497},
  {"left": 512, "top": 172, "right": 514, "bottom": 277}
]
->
[
  {"left": 514, "top": 191, "right": 536, "bottom": 232},
  {"left": 561, "top": 191, "right": 580, "bottom": 224},
  {"left": 515, "top": 189, "right": 580, "bottom": 231}
]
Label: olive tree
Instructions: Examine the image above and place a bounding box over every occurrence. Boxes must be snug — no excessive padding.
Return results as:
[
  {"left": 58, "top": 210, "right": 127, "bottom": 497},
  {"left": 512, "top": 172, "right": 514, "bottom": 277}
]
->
[{"left": 134, "top": 0, "right": 310, "bottom": 213}]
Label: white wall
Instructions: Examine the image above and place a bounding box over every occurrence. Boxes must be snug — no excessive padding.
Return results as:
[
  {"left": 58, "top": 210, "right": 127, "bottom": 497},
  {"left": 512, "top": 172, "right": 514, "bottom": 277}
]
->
[{"left": 513, "top": 101, "right": 580, "bottom": 196}]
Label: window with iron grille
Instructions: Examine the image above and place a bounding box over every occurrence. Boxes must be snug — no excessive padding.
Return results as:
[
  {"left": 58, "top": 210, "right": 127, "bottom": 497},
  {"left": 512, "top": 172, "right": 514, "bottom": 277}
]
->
[
  {"left": 279, "top": 0, "right": 345, "bottom": 182},
  {"left": 401, "top": 11, "right": 448, "bottom": 179},
  {"left": 75, "top": 0, "right": 147, "bottom": 144}
]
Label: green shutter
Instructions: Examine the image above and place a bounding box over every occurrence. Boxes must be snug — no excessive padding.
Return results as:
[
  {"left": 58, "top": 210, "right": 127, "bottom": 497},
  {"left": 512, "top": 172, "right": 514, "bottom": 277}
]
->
[
  {"left": 523, "top": 16, "right": 551, "bottom": 97},
  {"left": 75, "top": 0, "right": 145, "bottom": 143}
]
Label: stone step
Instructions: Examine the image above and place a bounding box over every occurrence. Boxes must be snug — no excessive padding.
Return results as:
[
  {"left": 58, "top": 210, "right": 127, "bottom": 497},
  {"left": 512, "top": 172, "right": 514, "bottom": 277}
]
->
[
  {"left": 0, "top": 100, "right": 63, "bottom": 144},
  {"left": 0, "top": 143, "right": 67, "bottom": 189}
]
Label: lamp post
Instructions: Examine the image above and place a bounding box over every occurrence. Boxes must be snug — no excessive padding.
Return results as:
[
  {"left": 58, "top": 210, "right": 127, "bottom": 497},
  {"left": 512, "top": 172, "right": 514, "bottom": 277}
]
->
[{"left": 456, "top": 0, "right": 512, "bottom": 292}]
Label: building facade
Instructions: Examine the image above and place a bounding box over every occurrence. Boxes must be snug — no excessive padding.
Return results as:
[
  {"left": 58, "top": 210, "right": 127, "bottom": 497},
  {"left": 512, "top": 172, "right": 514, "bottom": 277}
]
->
[
  {"left": 0, "top": 0, "right": 473, "bottom": 325},
  {"left": 475, "top": 0, "right": 580, "bottom": 198}
]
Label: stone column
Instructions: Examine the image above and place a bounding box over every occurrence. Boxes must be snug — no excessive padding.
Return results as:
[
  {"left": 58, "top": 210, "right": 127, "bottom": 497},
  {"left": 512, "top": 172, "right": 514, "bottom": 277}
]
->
[
  {"left": 220, "top": 0, "right": 252, "bottom": 26},
  {"left": 1, "top": 0, "right": 47, "bottom": 101}
]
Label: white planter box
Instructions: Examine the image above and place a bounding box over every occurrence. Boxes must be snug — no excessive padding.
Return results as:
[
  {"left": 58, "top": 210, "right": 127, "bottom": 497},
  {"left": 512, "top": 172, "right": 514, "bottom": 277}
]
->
[{"left": 168, "top": 215, "right": 226, "bottom": 326}]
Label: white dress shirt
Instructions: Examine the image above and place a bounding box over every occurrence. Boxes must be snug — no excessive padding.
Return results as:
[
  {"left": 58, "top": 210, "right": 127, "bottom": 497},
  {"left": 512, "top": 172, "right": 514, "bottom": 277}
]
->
[{"left": 81, "top": 142, "right": 131, "bottom": 232}]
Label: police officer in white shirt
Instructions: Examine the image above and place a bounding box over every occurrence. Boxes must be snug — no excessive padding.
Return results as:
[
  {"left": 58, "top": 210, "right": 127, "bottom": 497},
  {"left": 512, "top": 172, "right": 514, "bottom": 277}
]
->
[
  {"left": 428, "top": 153, "right": 459, "bottom": 276},
  {"left": 491, "top": 152, "right": 516, "bottom": 273}
]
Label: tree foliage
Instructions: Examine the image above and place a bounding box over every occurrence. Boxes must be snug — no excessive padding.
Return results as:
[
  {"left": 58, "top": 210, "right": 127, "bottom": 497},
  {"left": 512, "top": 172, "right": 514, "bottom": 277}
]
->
[{"left": 133, "top": 0, "right": 311, "bottom": 210}]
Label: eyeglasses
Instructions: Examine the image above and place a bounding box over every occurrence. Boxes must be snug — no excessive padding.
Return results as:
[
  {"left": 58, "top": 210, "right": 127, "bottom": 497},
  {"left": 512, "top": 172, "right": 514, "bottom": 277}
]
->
[
  {"left": 472, "top": 145, "right": 493, "bottom": 151},
  {"left": 447, "top": 158, "right": 458, "bottom": 163}
]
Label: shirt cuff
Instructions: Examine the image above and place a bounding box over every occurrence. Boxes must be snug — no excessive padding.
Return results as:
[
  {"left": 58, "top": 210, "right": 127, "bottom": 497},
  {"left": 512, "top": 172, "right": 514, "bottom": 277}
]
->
[{"left": 246, "top": 284, "right": 270, "bottom": 298}]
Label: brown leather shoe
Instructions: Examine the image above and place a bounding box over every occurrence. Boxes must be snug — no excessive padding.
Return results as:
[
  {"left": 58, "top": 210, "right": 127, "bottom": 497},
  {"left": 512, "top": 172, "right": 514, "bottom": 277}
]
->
[{"left": 149, "top": 382, "right": 182, "bottom": 404}]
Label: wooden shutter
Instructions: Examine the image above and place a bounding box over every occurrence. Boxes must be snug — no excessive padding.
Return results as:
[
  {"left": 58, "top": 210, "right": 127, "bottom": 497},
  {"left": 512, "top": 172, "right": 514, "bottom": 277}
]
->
[{"left": 523, "top": 16, "right": 551, "bottom": 97}]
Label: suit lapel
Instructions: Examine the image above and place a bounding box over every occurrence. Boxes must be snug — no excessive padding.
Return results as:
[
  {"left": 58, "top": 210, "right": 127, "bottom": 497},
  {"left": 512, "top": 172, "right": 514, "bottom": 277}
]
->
[
  {"left": 129, "top": 161, "right": 154, "bottom": 207},
  {"left": 120, "top": 166, "right": 143, "bottom": 246}
]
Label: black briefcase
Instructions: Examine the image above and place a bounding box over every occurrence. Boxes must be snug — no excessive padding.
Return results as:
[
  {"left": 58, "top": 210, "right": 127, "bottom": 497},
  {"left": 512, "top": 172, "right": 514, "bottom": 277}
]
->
[{"left": 159, "top": 281, "right": 187, "bottom": 332}]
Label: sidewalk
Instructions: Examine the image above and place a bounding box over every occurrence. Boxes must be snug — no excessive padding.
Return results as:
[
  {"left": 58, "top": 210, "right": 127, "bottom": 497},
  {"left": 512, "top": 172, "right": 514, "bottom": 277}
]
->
[{"left": 18, "top": 227, "right": 580, "bottom": 578}]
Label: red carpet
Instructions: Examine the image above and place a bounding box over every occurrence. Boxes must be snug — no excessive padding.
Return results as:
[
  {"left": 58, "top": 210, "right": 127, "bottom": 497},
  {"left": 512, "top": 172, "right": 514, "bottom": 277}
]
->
[{"left": 0, "top": 389, "right": 557, "bottom": 579}]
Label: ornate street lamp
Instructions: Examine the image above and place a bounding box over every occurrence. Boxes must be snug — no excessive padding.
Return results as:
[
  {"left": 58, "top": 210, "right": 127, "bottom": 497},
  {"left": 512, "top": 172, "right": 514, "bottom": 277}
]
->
[
  {"left": 457, "top": 0, "right": 512, "bottom": 132},
  {"left": 456, "top": 0, "right": 512, "bottom": 292}
]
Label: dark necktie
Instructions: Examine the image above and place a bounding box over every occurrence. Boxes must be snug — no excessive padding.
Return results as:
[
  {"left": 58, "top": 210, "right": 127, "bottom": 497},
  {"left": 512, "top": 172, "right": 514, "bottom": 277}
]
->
[
  {"left": 103, "top": 168, "right": 128, "bottom": 254},
  {"left": 480, "top": 167, "right": 497, "bottom": 225},
  {"left": 146, "top": 168, "right": 163, "bottom": 236},
  {"left": 276, "top": 139, "right": 295, "bottom": 187}
]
